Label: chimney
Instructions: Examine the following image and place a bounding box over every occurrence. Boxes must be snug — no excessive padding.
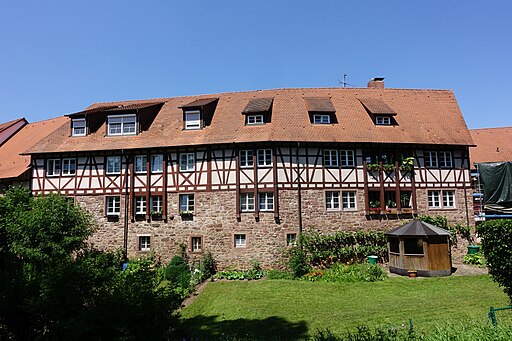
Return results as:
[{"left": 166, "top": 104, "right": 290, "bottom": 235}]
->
[{"left": 367, "top": 77, "right": 385, "bottom": 89}]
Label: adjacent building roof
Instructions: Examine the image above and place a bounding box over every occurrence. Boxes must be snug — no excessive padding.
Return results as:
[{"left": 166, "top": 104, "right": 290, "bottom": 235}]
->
[
  {"left": 385, "top": 220, "right": 451, "bottom": 237},
  {"left": 26, "top": 87, "right": 475, "bottom": 154},
  {"left": 469, "top": 127, "right": 512, "bottom": 168},
  {"left": 0, "top": 116, "right": 69, "bottom": 179},
  {"left": 0, "top": 118, "right": 27, "bottom": 146}
]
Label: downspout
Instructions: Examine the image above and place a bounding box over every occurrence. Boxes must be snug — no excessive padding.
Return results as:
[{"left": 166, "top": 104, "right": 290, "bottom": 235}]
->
[
  {"left": 123, "top": 150, "right": 129, "bottom": 261},
  {"left": 296, "top": 142, "right": 303, "bottom": 248}
]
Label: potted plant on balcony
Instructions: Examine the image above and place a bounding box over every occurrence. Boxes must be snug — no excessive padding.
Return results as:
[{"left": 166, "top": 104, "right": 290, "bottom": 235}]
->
[
  {"left": 369, "top": 200, "right": 381, "bottom": 214},
  {"left": 366, "top": 163, "right": 380, "bottom": 171},
  {"left": 400, "top": 193, "right": 413, "bottom": 213},
  {"left": 399, "top": 157, "right": 414, "bottom": 171},
  {"left": 151, "top": 209, "right": 163, "bottom": 220},
  {"left": 383, "top": 163, "right": 395, "bottom": 172},
  {"left": 386, "top": 200, "right": 398, "bottom": 214}
]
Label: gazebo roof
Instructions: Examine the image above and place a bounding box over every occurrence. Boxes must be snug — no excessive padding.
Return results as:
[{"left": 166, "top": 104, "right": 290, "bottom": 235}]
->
[{"left": 385, "top": 220, "right": 451, "bottom": 237}]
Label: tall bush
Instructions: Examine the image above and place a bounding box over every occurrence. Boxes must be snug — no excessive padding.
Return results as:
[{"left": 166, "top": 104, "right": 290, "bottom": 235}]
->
[{"left": 476, "top": 219, "right": 512, "bottom": 302}]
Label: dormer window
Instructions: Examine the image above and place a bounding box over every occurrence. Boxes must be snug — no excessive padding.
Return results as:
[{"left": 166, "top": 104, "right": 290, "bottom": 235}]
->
[
  {"left": 305, "top": 97, "right": 337, "bottom": 124},
  {"left": 376, "top": 116, "right": 391, "bottom": 125},
  {"left": 184, "top": 110, "right": 201, "bottom": 130},
  {"left": 107, "top": 114, "right": 136, "bottom": 136},
  {"left": 242, "top": 98, "right": 273, "bottom": 125},
  {"left": 72, "top": 118, "right": 86, "bottom": 136},
  {"left": 313, "top": 114, "right": 331, "bottom": 124},
  {"left": 246, "top": 114, "right": 264, "bottom": 125}
]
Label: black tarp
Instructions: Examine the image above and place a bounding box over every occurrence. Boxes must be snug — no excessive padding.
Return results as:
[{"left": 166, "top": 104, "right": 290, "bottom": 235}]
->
[{"left": 478, "top": 162, "right": 512, "bottom": 204}]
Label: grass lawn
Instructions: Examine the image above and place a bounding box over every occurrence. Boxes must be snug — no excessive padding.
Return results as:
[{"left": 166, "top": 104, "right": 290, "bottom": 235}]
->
[{"left": 177, "top": 275, "right": 509, "bottom": 339}]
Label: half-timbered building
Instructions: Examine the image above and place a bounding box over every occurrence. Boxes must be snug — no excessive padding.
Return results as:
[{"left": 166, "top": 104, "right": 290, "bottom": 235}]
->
[{"left": 25, "top": 79, "right": 475, "bottom": 268}]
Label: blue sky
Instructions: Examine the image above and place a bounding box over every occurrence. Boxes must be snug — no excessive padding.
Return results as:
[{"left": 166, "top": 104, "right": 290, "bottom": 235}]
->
[{"left": 0, "top": 1, "right": 510, "bottom": 129}]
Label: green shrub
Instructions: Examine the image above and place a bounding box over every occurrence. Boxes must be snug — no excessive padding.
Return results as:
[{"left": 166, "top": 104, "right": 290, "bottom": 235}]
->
[
  {"left": 314, "top": 263, "right": 387, "bottom": 283},
  {"left": 288, "top": 246, "right": 311, "bottom": 277},
  {"left": 476, "top": 219, "right": 512, "bottom": 302},
  {"left": 216, "top": 260, "right": 265, "bottom": 280},
  {"left": 164, "top": 256, "right": 191, "bottom": 292},
  {"left": 266, "top": 269, "right": 294, "bottom": 280},
  {"left": 199, "top": 250, "right": 217, "bottom": 281},
  {"left": 463, "top": 252, "right": 486, "bottom": 267}
]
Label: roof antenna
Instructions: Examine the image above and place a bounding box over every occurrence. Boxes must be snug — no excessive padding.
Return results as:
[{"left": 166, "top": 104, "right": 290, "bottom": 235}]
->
[{"left": 338, "top": 74, "right": 347, "bottom": 88}]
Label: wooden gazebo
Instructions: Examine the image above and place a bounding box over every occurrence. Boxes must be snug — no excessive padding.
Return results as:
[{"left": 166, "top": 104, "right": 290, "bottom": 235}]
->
[{"left": 386, "top": 220, "right": 452, "bottom": 277}]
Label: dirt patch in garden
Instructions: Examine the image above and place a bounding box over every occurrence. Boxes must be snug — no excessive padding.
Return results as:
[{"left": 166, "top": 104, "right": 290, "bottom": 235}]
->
[{"left": 179, "top": 280, "right": 210, "bottom": 310}]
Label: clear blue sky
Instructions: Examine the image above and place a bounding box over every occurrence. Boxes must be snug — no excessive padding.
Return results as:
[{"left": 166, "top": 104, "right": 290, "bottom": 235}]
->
[{"left": 0, "top": 1, "right": 510, "bottom": 129}]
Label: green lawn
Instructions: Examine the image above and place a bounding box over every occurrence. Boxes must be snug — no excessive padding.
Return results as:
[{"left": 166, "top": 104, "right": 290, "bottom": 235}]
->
[{"left": 178, "top": 275, "right": 509, "bottom": 339}]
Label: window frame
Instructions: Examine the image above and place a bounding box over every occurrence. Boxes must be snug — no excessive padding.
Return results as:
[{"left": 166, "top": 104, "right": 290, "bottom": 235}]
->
[
  {"left": 134, "top": 196, "right": 147, "bottom": 215},
  {"left": 234, "top": 234, "right": 247, "bottom": 248},
  {"left": 424, "top": 151, "right": 438, "bottom": 168},
  {"left": 325, "top": 191, "right": 340, "bottom": 210},
  {"left": 134, "top": 155, "right": 147, "bottom": 173},
  {"left": 191, "top": 236, "right": 203, "bottom": 253},
  {"left": 246, "top": 114, "right": 264, "bottom": 125},
  {"left": 442, "top": 190, "right": 455, "bottom": 208},
  {"left": 179, "top": 193, "right": 195, "bottom": 213},
  {"left": 151, "top": 154, "right": 163, "bottom": 173},
  {"left": 62, "top": 158, "right": 76, "bottom": 176},
  {"left": 138, "top": 235, "right": 151, "bottom": 252},
  {"left": 257, "top": 149, "right": 272, "bottom": 167},
  {"left": 428, "top": 189, "right": 456, "bottom": 210},
  {"left": 106, "top": 156, "right": 121, "bottom": 174},
  {"left": 376, "top": 116, "right": 391, "bottom": 125},
  {"left": 340, "top": 150, "right": 355, "bottom": 167},
  {"left": 106, "top": 196, "right": 121, "bottom": 216},
  {"left": 323, "top": 149, "right": 339, "bottom": 167},
  {"left": 342, "top": 191, "right": 357, "bottom": 210},
  {"left": 107, "top": 114, "right": 137, "bottom": 136},
  {"left": 184, "top": 110, "right": 201, "bottom": 130},
  {"left": 439, "top": 151, "right": 453, "bottom": 168},
  {"left": 313, "top": 114, "right": 331, "bottom": 124},
  {"left": 258, "top": 192, "right": 274, "bottom": 212},
  {"left": 150, "top": 196, "right": 163, "bottom": 214},
  {"left": 240, "top": 192, "right": 255, "bottom": 212},
  {"left": 179, "top": 153, "right": 195, "bottom": 172},
  {"left": 240, "top": 150, "right": 254, "bottom": 168},
  {"left": 71, "top": 118, "right": 86, "bottom": 136},
  {"left": 286, "top": 233, "right": 297, "bottom": 246},
  {"left": 46, "top": 159, "right": 61, "bottom": 177},
  {"left": 428, "top": 190, "right": 441, "bottom": 208}
]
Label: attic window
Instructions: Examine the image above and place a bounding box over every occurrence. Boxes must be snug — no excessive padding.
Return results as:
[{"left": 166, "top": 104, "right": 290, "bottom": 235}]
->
[
  {"left": 184, "top": 110, "right": 201, "bottom": 130},
  {"left": 305, "top": 97, "right": 337, "bottom": 124},
  {"left": 107, "top": 114, "right": 136, "bottom": 136},
  {"left": 358, "top": 98, "right": 397, "bottom": 126},
  {"left": 72, "top": 118, "right": 86, "bottom": 136},
  {"left": 242, "top": 98, "right": 273, "bottom": 125},
  {"left": 179, "top": 98, "right": 219, "bottom": 131},
  {"left": 376, "top": 116, "right": 391, "bottom": 125}
]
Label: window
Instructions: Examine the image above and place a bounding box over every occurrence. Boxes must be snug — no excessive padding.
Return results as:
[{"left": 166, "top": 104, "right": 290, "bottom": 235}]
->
[
  {"left": 340, "top": 150, "right": 355, "bottom": 167},
  {"left": 135, "top": 197, "right": 147, "bottom": 215},
  {"left": 47, "top": 159, "right": 61, "bottom": 176},
  {"left": 135, "top": 155, "right": 147, "bottom": 173},
  {"left": 107, "top": 114, "right": 136, "bottom": 136},
  {"left": 234, "top": 234, "right": 246, "bottom": 248},
  {"left": 424, "top": 151, "right": 438, "bottom": 168},
  {"left": 326, "top": 191, "right": 340, "bottom": 210},
  {"left": 257, "top": 149, "right": 272, "bottom": 167},
  {"left": 191, "top": 237, "right": 202, "bottom": 253},
  {"left": 376, "top": 116, "right": 391, "bottom": 125},
  {"left": 62, "top": 158, "right": 76, "bottom": 176},
  {"left": 150, "top": 196, "right": 163, "bottom": 214},
  {"left": 179, "top": 153, "right": 195, "bottom": 172},
  {"left": 106, "top": 196, "right": 121, "bottom": 215},
  {"left": 179, "top": 194, "right": 194, "bottom": 213},
  {"left": 442, "top": 190, "right": 455, "bottom": 208},
  {"left": 428, "top": 190, "right": 441, "bottom": 208},
  {"left": 439, "top": 151, "right": 453, "bottom": 168},
  {"left": 404, "top": 238, "right": 424, "bottom": 255},
  {"left": 313, "top": 114, "right": 331, "bottom": 124},
  {"left": 106, "top": 156, "right": 121, "bottom": 174},
  {"left": 138, "top": 235, "right": 151, "bottom": 252},
  {"left": 185, "top": 110, "right": 201, "bottom": 130},
  {"left": 389, "top": 238, "right": 400, "bottom": 253},
  {"left": 240, "top": 150, "right": 254, "bottom": 167},
  {"left": 286, "top": 233, "right": 297, "bottom": 246},
  {"left": 246, "top": 114, "right": 264, "bottom": 125},
  {"left": 258, "top": 192, "right": 274, "bottom": 211},
  {"left": 240, "top": 193, "right": 255, "bottom": 212},
  {"left": 72, "top": 118, "right": 86, "bottom": 136},
  {"left": 151, "top": 154, "right": 163, "bottom": 172},
  {"left": 342, "top": 191, "right": 357, "bottom": 210},
  {"left": 323, "top": 150, "right": 339, "bottom": 167}
]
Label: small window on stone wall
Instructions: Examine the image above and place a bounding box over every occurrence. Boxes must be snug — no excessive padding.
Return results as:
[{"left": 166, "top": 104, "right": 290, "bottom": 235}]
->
[
  {"left": 286, "top": 233, "right": 297, "bottom": 246},
  {"left": 191, "top": 236, "right": 202, "bottom": 253}
]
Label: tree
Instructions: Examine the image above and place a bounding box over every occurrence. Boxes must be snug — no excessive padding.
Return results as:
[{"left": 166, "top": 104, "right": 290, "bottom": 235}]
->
[{"left": 476, "top": 219, "right": 512, "bottom": 302}]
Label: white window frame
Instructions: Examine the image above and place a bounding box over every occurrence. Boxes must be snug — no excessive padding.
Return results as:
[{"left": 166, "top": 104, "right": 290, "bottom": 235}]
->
[
  {"left": 46, "top": 159, "right": 61, "bottom": 177},
  {"left": 240, "top": 193, "right": 255, "bottom": 212},
  {"left": 234, "top": 234, "right": 246, "bottom": 248},
  {"left": 258, "top": 192, "right": 274, "bottom": 211},
  {"left": 191, "top": 236, "right": 202, "bottom": 252},
  {"left": 184, "top": 110, "right": 201, "bottom": 130},
  {"left": 342, "top": 191, "right": 357, "bottom": 210},
  {"left": 107, "top": 114, "right": 136, "bottom": 136},
  {"left": 135, "top": 196, "right": 147, "bottom": 215},
  {"left": 179, "top": 153, "right": 195, "bottom": 172},
  {"left": 246, "top": 114, "right": 264, "bottom": 125},
  {"left": 106, "top": 196, "right": 121, "bottom": 216},
  {"left": 150, "top": 196, "right": 163, "bottom": 214},
  {"left": 439, "top": 151, "right": 453, "bottom": 168},
  {"left": 340, "top": 150, "right": 355, "bottom": 167},
  {"left": 71, "top": 118, "right": 86, "bottom": 136},
  {"left": 442, "top": 190, "right": 455, "bottom": 208},
  {"left": 179, "top": 194, "right": 194, "bottom": 213},
  {"left": 138, "top": 235, "right": 151, "bottom": 252},
  {"left": 323, "top": 149, "right": 339, "bottom": 167},
  {"left": 240, "top": 150, "right": 254, "bottom": 167},
  {"left": 151, "top": 154, "right": 163, "bottom": 173},
  {"left": 286, "top": 233, "right": 297, "bottom": 246},
  {"left": 135, "top": 155, "right": 147, "bottom": 173},
  {"left": 62, "top": 158, "right": 76, "bottom": 176},
  {"left": 424, "top": 151, "right": 438, "bottom": 168},
  {"left": 376, "top": 116, "right": 391, "bottom": 125},
  {"left": 257, "top": 149, "right": 272, "bottom": 167},
  {"left": 106, "top": 156, "right": 121, "bottom": 174},
  {"left": 326, "top": 191, "right": 340, "bottom": 210},
  {"left": 428, "top": 190, "right": 441, "bottom": 208},
  {"left": 313, "top": 114, "right": 331, "bottom": 124}
]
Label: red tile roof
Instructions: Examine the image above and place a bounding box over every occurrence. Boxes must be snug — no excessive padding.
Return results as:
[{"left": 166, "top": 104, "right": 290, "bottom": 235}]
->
[
  {"left": 0, "top": 117, "right": 69, "bottom": 179},
  {"left": 0, "top": 118, "right": 27, "bottom": 146},
  {"left": 469, "top": 127, "right": 512, "bottom": 168},
  {"left": 26, "top": 87, "right": 474, "bottom": 154}
]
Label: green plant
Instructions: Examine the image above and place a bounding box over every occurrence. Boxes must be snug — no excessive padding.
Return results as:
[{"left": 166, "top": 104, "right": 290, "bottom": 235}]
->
[
  {"left": 400, "top": 157, "right": 414, "bottom": 171},
  {"left": 199, "top": 250, "right": 217, "bottom": 281},
  {"left": 164, "top": 255, "right": 191, "bottom": 294},
  {"left": 382, "top": 163, "right": 395, "bottom": 171},
  {"left": 288, "top": 246, "right": 311, "bottom": 277},
  {"left": 463, "top": 253, "right": 486, "bottom": 267},
  {"left": 304, "top": 270, "right": 324, "bottom": 281},
  {"left": 319, "top": 263, "right": 387, "bottom": 283},
  {"left": 400, "top": 193, "right": 411, "bottom": 208},
  {"left": 369, "top": 200, "right": 381, "bottom": 209},
  {"left": 266, "top": 269, "right": 294, "bottom": 280},
  {"left": 366, "top": 163, "right": 380, "bottom": 171},
  {"left": 477, "top": 219, "right": 512, "bottom": 302},
  {"left": 386, "top": 200, "right": 397, "bottom": 208}
]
